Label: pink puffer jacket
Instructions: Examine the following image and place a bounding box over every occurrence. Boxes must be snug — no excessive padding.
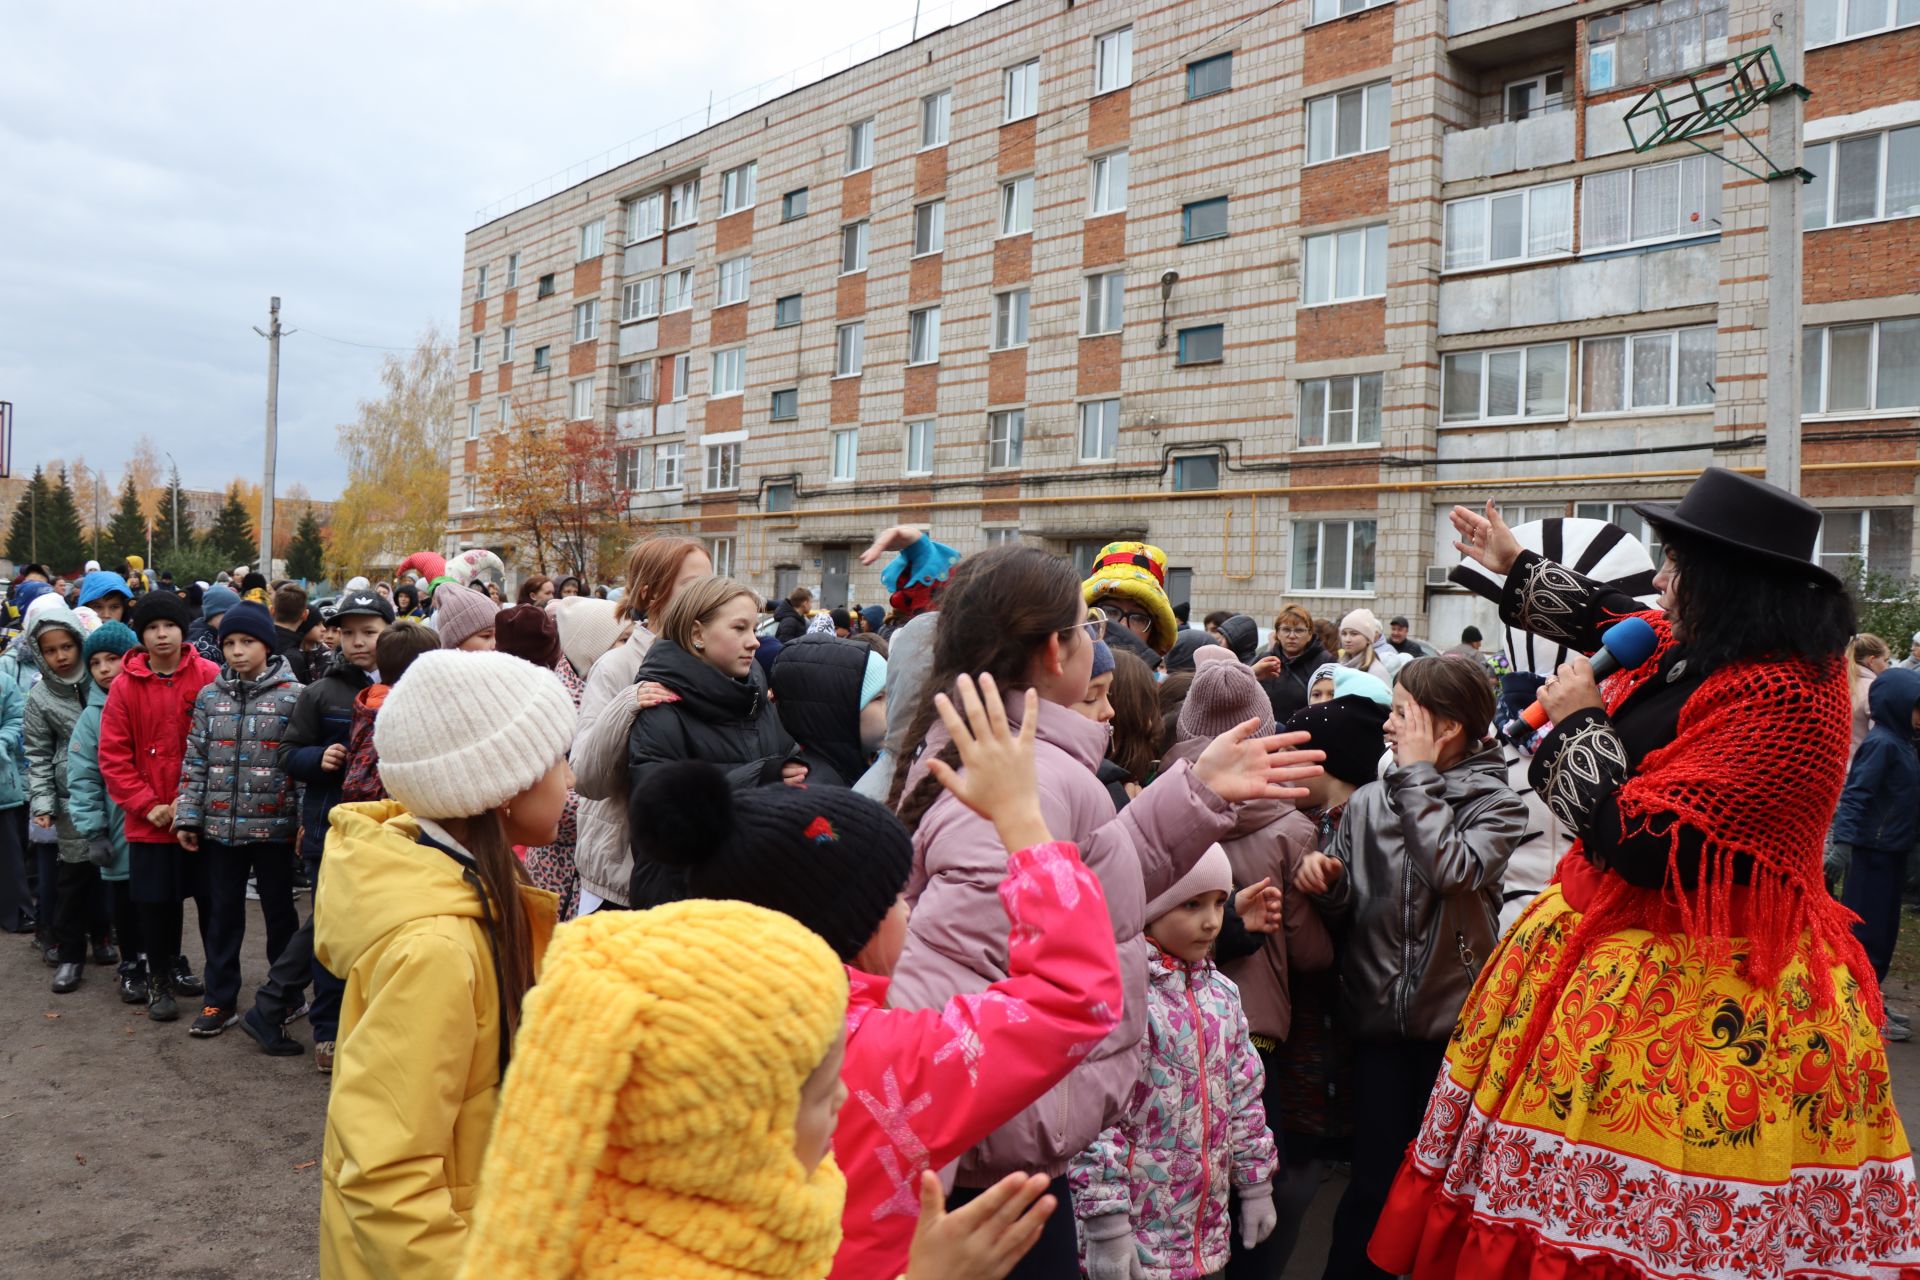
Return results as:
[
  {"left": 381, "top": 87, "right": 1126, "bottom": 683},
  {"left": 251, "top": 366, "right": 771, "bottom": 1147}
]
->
[{"left": 890, "top": 696, "right": 1238, "bottom": 1182}]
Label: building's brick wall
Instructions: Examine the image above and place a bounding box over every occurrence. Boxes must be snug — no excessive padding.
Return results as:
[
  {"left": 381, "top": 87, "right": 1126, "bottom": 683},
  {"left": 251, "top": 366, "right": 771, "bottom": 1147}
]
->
[{"left": 1806, "top": 220, "right": 1920, "bottom": 305}]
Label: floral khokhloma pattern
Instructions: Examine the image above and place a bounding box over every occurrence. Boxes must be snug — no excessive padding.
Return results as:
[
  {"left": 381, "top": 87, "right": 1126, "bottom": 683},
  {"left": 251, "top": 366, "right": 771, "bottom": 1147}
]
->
[{"left": 1404, "top": 887, "right": 1920, "bottom": 1278}]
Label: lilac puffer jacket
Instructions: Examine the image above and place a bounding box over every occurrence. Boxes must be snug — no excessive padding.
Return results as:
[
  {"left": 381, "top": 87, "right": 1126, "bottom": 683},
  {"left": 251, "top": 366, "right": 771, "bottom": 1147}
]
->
[
  {"left": 1070, "top": 948, "right": 1278, "bottom": 1280},
  {"left": 890, "top": 696, "right": 1238, "bottom": 1182}
]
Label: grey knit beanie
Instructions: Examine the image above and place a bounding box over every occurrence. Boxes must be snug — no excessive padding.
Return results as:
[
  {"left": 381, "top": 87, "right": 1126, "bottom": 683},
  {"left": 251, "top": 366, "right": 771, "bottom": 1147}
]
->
[
  {"left": 434, "top": 582, "right": 499, "bottom": 649},
  {"left": 1177, "top": 647, "right": 1273, "bottom": 742}
]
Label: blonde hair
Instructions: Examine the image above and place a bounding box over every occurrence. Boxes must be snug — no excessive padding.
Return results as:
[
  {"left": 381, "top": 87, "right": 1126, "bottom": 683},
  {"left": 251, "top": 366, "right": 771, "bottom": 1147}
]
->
[
  {"left": 1852, "top": 633, "right": 1891, "bottom": 665},
  {"left": 656, "top": 577, "right": 760, "bottom": 652}
]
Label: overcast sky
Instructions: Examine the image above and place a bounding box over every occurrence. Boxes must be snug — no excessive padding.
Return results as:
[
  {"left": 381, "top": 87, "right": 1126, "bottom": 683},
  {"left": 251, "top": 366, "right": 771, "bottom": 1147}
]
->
[{"left": 0, "top": 1, "right": 998, "bottom": 499}]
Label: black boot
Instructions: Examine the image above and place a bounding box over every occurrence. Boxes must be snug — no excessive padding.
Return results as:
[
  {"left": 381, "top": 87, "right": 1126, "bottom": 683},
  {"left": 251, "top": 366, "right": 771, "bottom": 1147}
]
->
[
  {"left": 118, "top": 961, "right": 148, "bottom": 1005},
  {"left": 51, "top": 962, "right": 82, "bottom": 994},
  {"left": 170, "top": 956, "right": 204, "bottom": 998},
  {"left": 92, "top": 940, "right": 119, "bottom": 966},
  {"left": 147, "top": 970, "right": 179, "bottom": 1022}
]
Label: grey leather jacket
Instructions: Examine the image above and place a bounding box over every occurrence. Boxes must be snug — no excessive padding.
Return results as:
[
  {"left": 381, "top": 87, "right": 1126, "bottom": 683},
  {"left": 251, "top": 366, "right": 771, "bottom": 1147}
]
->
[{"left": 1313, "top": 744, "right": 1528, "bottom": 1043}]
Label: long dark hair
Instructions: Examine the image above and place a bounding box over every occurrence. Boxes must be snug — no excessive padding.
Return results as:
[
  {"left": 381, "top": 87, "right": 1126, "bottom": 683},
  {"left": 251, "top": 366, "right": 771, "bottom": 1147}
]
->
[
  {"left": 1106, "top": 650, "right": 1160, "bottom": 783},
  {"left": 1396, "top": 655, "right": 1499, "bottom": 750},
  {"left": 889, "top": 546, "right": 1084, "bottom": 833},
  {"left": 438, "top": 812, "right": 536, "bottom": 1063},
  {"left": 1661, "top": 527, "right": 1855, "bottom": 673}
]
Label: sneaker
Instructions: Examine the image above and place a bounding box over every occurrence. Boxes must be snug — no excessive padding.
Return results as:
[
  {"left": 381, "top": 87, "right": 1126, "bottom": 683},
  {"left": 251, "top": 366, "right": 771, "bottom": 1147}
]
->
[
  {"left": 1885, "top": 1020, "right": 1913, "bottom": 1043},
  {"left": 245, "top": 877, "right": 260, "bottom": 902},
  {"left": 170, "top": 958, "right": 205, "bottom": 998},
  {"left": 1891, "top": 1010, "right": 1912, "bottom": 1030},
  {"left": 282, "top": 1000, "right": 311, "bottom": 1027},
  {"left": 147, "top": 984, "right": 179, "bottom": 1023},
  {"left": 91, "top": 941, "right": 119, "bottom": 966},
  {"left": 239, "top": 1008, "right": 304, "bottom": 1057},
  {"left": 40, "top": 942, "right": 59, "bottom": 968},
  {"left": 189, "top": 1006, "right": 238, "bottom": 1038},
  {"left": 118, "top": 964, "right": 148, "bottom": 1005},
  {"left": 51, "top": 962, "right": 83, "bottom": 994},
  {"left": 315, "top": 1040, "right": 335, "bottom": 1074}
]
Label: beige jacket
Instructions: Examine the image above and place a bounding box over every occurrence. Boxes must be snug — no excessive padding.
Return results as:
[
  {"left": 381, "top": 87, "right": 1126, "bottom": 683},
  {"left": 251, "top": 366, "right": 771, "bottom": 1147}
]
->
[{"left": 569, "top": 625, "right": 656, "bottom": 905}]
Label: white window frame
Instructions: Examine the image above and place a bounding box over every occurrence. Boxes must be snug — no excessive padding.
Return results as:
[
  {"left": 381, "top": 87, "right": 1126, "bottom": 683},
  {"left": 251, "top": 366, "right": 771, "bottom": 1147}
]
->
[
  {"left": 616, "top": 445, "right": 645, "bottom": 491},
  {"left": 1803, "top": 318, "right": 1920, "bottom": 416},
  {"left": 470, "top": 335, "right": 484, "bottom": 372},
  {"left": 1807, "top": 0, "right": 1920, "bottom": 48},
  {"left": 505, "top": 252, "right": 519, "bottom": 287},
  {"left": 475, "top": 264, "right": 489, "bottom": 299},
  {"left": 710, "top": 347, "right": 744, "bottom": 399},
  {"left": 668, "top": 178, "right": 700, "bottom": 228},
  {"left": 840, "top": 220, "right": 870, "bottom": 274},
  {"left": 846, "top": 118, "right": 875, "bottom": 173},
  {"left": 829, "top": 428, "right": 859, "bottom": 482},
  {"left": 1298, "top": 373, "right": 1384, "bottom": 448},
  {"left": 992, "top": 290, "right": 1031, "bottom": 349},
  {"left": 497, "top": 395, "right": 513, "bottom": 429},
  {"left": 1803, "top": 126, "right": 1920, "bottom": 230},
  {"left": 1503, "top": 71, "right": 1567, "bottom": 122},
  {"left": 671, "top": 353, "right": 690, "bottom": 401},
  {"left": 1093, "top": 27, "right": 1133, "bottom": 94},
  {"left": 704, "top": 440, "right": 741, "bottom": 491},
  {"left": 913, "top": 200, "right": 946, "bottom": 256},
  {"left": 1443, "top": 181, "right": 1574, "bottom": 270},
  {"left": 626, "top": 192, "right": 664, "bottom": 242},
  {"left": 707, "top": 536, "right": 735, "bottom": 578},
  {"left": 622, "top": 276, "right": 661, "bottom": 322},
  {"left": 1089, "top": 150, "right": 1129, "bottom": 215},
  {"left": 1441, "top": 342, "right": 1571, "bottom": 424},
  {"left": 500, "top": 325, "right": 514, "bottom": 364},
  {"left": 835, "top": 321, "right": 865, "bottom": 377},
  {"left": 904, "top": 419, "right": 934, "bottom": 476},
  {"left": 464, "top": 473, "right": 476, "bottom": 512},
  {"left": 1302, "top": 224, "right": 1389, "bottom": 305},
  {"left": 1577, "top": 327, "right": 1715, "bottom": 416},
  {"left": 662, "top": 268, "right": 694, "bottom": 313},
  {"left": 1078, "top": 398, "right": 1120, "bottom": 461},
  {"left": 999, "top": 175, "right": 1035, "bottom": 236},
  {"left": 578, "top": 218, "right": 605, "bottom": 260},
  {"left": 720, "top": 161, "right": 757, "bottom": 215},
  {"left": 1290, "top": 518, "right": 1377, "bottom": 594},
  {"left": 569, "top": 376, "right": 596, "bottom": 422},
  {"left": 619, "top": 359, "right": 655, "bottom": 406},
  {"left": 1310, "top": 0, "right": 1392, "bottom": 24},
  {"left": 1305, "top": 81, "right": 1391, "bottom": 164},
  {"left": 1004, "top": 59, "right": 1040, "bottom": 122},
  {"left": 572, "top": 299, "right": 599, "bottom": 343},
  {"left": 1812, "top": 507, "right": 1913, "bottom": 582},
  {"left": 920, "top": 90, "right": 951, "bottom": 149},
  {"left": 653, "top": 441, "right": 684, "bottom": 489},
  {"left": 1581, "top": 152, "right": 1722, "bottom": 252},
  {"left": 1083, "top": 271, "right": 1125, "bottom": 335},
  {"left": 987, "top": 409, "right": 1025, "bottom": 469},
  {"left": 717, "top": 255, "right": 752, "bottom": 306},
  {"left": 908, "top": 306, "right": 942, "bottom": 365},
  {"left": 466, "top": 403, "right": 480, "bottom": 439}
]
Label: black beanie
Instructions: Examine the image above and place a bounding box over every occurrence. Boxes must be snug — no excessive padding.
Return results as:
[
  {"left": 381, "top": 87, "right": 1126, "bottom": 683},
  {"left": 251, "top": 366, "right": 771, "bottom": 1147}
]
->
[
  {"left": 131, "top": 590, "right": 194, "bottom": 641},
  {"left": 1285, "top": 695, "right": 1390, "bottom": 787},
  {"left": 632, "top": 760, "right": 913, "bottom": 962},
  {"left": 216, "top": 601, "right": 278, "bottom": 650}
]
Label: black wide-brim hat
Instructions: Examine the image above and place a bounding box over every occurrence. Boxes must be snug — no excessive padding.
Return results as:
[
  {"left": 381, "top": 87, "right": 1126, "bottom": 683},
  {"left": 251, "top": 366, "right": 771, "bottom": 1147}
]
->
[{"left": 1632, "top": 467, "right": 1842, "bottom": 589}]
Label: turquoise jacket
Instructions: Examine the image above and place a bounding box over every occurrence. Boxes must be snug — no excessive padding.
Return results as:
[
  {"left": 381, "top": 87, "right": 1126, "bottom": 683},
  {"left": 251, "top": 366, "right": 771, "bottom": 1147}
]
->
[
  {"left": 67, "top": 680, "right": 130, "bottom": 881},
  {"left": 0, "top": 645, "right": 34, "bottom": 810}
]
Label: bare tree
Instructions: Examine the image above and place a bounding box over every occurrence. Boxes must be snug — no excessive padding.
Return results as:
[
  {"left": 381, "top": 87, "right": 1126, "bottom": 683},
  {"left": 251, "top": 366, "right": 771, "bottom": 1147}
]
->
[{"left": 328, "top": 328, "right": 457, "bottom": 580}]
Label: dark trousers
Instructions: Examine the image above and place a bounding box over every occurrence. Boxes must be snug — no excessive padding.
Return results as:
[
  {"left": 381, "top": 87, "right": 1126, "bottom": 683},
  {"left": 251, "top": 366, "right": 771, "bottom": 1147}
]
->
[
  {"left": 1322, "top": 1038, "right": 1448, "bottom": 1280},
  {"left": 52, "top": 860, "right": 106, "bottom": 963},
  {"left": 1844, "top": 843, "right": 1908, "bottom": 982},
  {"left": 949, "top": 1175, "right": 1076, "bottom": 1279},
  {"left": 1225, "top": 1043, "right": 1287, "bottom": 1280},
  {"left": 252, "top": 855, "right": 343, "bottom": 1040},
  {"left": 33, "top": 839, "right": 57, "bottom": 939},
  {"left": 202, "top": 838, "right": 298, "bottom": 1009},
  {"left": 0, "top": 806, "right": 31, "bottom": 931},
  {"left": 129, "top": 840, "right": 210, "bottom": 986},
  {"left": 106, "top": 878, "right": 142, "bottom": 969}
]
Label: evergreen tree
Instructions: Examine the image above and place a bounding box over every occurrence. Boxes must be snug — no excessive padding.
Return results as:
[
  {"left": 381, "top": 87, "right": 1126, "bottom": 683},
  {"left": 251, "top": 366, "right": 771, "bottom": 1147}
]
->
[
  {"left": 208, "top": 484, "right": 255, "bottom": 566},
  {"left": 284, "top": 506, "right": 326, "bottom": 582},
  {"left": 105, "top": 476, "right": 148, "bottom": 570},
  {"left": 43, "top": 469, "right": 88, "bottom": 573},
  {"left": 4, "top": 467, "right": 50, "bottom": 567},
  {"left": 152, "top": 467, "right": 195, "bottom": 558}
]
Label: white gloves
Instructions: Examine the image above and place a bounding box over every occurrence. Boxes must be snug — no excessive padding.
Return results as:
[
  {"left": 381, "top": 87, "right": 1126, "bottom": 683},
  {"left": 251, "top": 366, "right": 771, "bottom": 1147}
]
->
[
  {"left": 1082, "top": 1213, "right": 1141, "bottom": 1280},
  {"left": 1238, "top": 1186, "right": 1277, "bottom": 1249}
]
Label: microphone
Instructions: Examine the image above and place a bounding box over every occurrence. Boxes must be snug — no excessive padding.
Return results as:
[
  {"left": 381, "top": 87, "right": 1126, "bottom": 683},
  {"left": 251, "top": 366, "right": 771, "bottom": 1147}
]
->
[{"left": 1502, "top": 616, "right": 1659, "bottom": 744}]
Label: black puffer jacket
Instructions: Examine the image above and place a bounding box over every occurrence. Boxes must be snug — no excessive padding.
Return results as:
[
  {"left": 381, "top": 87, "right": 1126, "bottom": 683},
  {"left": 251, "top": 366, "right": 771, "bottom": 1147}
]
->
[
  {"left": 767, "top": 635, "right": 870, "bottom": 788},
  {"left": 626, "top": 637, "right": 797, "bottom": 906},
  {"left": 1219, "top": 614, "right": 1260, "bottom": 664},
  {"left": 772, "top": 599, "right": 810, "bottom": 642},
  {"left": 1263, "top": 640, "right": 1331, "bottom": 724}
]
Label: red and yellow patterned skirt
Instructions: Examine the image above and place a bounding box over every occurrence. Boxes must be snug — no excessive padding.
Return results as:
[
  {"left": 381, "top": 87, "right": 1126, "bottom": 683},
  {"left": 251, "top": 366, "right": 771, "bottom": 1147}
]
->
[{"left": 1370, "top": 884, "right": 1920, "bottom": 1279}]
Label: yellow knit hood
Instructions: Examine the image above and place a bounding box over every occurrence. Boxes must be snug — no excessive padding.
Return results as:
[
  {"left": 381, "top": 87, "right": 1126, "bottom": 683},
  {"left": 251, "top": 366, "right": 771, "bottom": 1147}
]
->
[{"left": 457, "top": 901, "right": 851, "bottom": 1280}]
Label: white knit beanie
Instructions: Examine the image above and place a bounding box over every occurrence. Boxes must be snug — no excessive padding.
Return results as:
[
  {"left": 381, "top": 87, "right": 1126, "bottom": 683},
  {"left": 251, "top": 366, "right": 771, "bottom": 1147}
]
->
[
  {"left": 1340, "top": 608, "right": 1383, "bottom": 644},
  {"left": 549, "top": 596, "right": 624, "bottom": 677},
  {"left": 374, "top": 650, "right": 576, "bottom": 819},
  {"left": 434, "top": 582, "right": 499, "bottom": 649},
  {"left": 1146, "top": 844, "right": 1235, "bottom": 921}
]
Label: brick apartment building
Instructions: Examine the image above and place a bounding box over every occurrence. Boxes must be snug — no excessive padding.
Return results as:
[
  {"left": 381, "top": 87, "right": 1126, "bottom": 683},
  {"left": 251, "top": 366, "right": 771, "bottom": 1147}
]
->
[{"left": 453, "top": 0, "right": 1918, "bottom": 637}]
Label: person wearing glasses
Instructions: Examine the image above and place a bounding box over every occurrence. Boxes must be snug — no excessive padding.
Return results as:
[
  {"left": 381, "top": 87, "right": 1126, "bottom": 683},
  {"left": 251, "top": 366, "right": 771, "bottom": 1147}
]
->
[
  {"left": 1081, "top": 543, "right": 1180, "bottom": 659},
  {"left": 1255, "top": 604, "right": 1331, "bottom": 724}
]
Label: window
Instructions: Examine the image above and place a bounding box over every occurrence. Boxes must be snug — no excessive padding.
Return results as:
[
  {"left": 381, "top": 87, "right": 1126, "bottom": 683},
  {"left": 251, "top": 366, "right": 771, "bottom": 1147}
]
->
[
  {"left": 470, "top": 335, "right": 484, "bottom": 372},
  {"left": 668, "top": 178, "right": 700, "bottom": 228},
  {"left": 476, "top": 264, "right": 489, "bottom": 299},
  {"left": 1187, "top": 52, "right": 1233, "bottom": 99},
  {"left": 1089, "top": 151, "right": 1129, "bottom": 214},
  {"left": 1588, "top": 42, "right": 1617, "bottom": 91},
  {"left": 579, "top": 218, "right": 605, "bottom": 260},
  {"left": 616, "top": 446, "right": 644, "bottom": 490},
  {"left": 1504, "top": 71, "right": 1566, "bottom": 121},
  {"left": 988, "top": 410, "right": 1025, "bottom": 468},
  {"left": 1079, "top": 399, "right": 1120, "bottom": 461},
  {"left": 985, "top": 528, "right": 1022, "bottom": 546},
  {"left": 992, "top": 290, "right": 1031, "bottom": 349},
  {"left": 619, "top": 359, "right": 655, "bottom": 405},
  {"left": 1442, "top": 342, "right": 1570, "bottom": 422},
  {"left": 765, "top": 483, "right": 795, "bottom": 512},
  {"left": 1173, "top": 453, "right": 1220, "bottom": 491},
  {"left": 905, "top": 419, "right": 934, "bottom": 475},
  {"left": 1300, "top": 373, "right": 1383, "bottom": 446},
  {"left": 662, "top": 267, "right": 694, "bottom": 312},
  {"left": 1306, "top": 81, "right": 1391, "bottom": 163},
  {"left": 770, "top": 387, "right": 799, "bottom": 420},
  {"left": 711, "top": 348, "right": 744, "bottom": 398},
  {"left": 464, "top": 474, "right": 476, "bottom": 512},
  {"left": 909, "top": 306, "right": 942, "bottom": 364},
  {"left": 913, "top": 200, "right": 946, "bottom": 255},
  {"left": 505, "top": 252, "right": 519, "bottom": 287},
  {"left": 532, "top": 344, "right": 551, "bottom": 371},
  {"left": 1807, "top": 0, "right": 1920, "bottom": 47},
  {"left": 467, "top": 403, "right": 479, "bottom": 439},
  {"left": 622, "top": 277, "right": 660, "bottom": 321},
  {"left": 846, "top": 118, "right": 874, "bottom": 172},
  {"left": 671, "top": 353, "right": 691, "bottom": 401},
  {"left": 1183, "top": 196, "right": 1230, "bottom": 243},
  {"left": 497, "top": 395, "right": 513, "bottom": 429},
  {"left": 626, "top": 192, "right": 664, "bottom": 242},
  {"left": 774, "top": 293, "right": 802, "bottom": 328},
  {"left": 1582, "top": 153, "right": 1721, "bottom": 250},
  {"left": 1303, "top": 224, "right": 1389, "bottom": 304},
  {"left": 1000, "top": 176, "right": 1034, "bottom": 235},
  {"left": 654, "top": 441, "right": 684, "bottom": 488},
  {"left": 1803, "top": 127, "right": 1920, "bottom": 229},
  {"left": 1803, "top": 318, "right": 1920, "bottom": 415},
  {"left": 921, "top": 90, "right": 951, "bottom": 148},
  {"left": 704, "top": 441, "right": 740, "bottom": 490},
  {"left": 841, "top": 221, "right": 870, "bottom": 273},
  {"left": 707, "top": 537, "right": 735, "bottom": 578},
  {"left": 1004, "top": 60, "right": 1039, "bottom": 121},
  {"left": 537, "top": 273, "right": 556, "bottom": 298},
  {"left": 1177, "top": 325, "right": 1225, "bottom": 365},
  {"left": 573, "top": 299, "right": 599, "bottom": 343},
  {"left": 782, "top": 188, "right": 808, "bottom": 221},
  {"left": 1579, "top": 327, "right": 1714, "bottom": 414},
  {"left": 1094, "top": 27, "right": 1133, "bottom": 93},
  {"left": 500, "top": 325, "right": 515, "bottom": 364},
  {"left": 1291, "top": 519, "right": 1377, "bottom": 593},
  {"left": 1312, "top": 0, "right": 1391, "bottom": 22},
  {"left": 1084, "top": 271, "right": 1125, "bottom": 334},
  {"left": 1813, "top": 507, "right": 1914, "bottom": 582},
  {"left": 836, "top": 322, "right": 865, "bottom": 376},
  {"left": 830, "top": 429, "right": 859, "bottom": 481},
  {"left": 720, "top": 162, "right": 757, "bottom": 214},
  {"left": 717, "top": 256, "right": 752, "bottom": 306},
  {"left": 1443, "top": 181, "right": 1574, "bottom": 270},
  {"left": 570, "top": 376, "right": 595, "bottom": 421}
]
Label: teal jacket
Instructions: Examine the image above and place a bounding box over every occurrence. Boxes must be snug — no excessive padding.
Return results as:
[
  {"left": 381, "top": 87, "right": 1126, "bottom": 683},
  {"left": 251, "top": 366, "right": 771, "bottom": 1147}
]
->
[
  {"left": 0, "top": 645, "right": 34, "bottom": 810},
  {"left": 67, "top": 679, "right": 130, "bottom": 881}
]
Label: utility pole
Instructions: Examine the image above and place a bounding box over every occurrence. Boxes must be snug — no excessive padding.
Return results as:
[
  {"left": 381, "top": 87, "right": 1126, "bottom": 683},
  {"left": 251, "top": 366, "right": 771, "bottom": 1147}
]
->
[
  {"left": 1765, "top": 14, "right": 1805, "bottom": 493},
  {"left": 90, "top": 467, "right": 102, "bottom": 563},
  {"left": 254, "top": 297, "right": 283, "bottom": 573},
  {"left": 163, "top": 453, "right": 181, "bottom": 555}
]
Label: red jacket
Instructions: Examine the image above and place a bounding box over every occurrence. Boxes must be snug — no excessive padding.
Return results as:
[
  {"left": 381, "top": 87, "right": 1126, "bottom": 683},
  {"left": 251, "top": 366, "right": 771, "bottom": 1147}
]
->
[
  {"left": 828, "top": 841, "right": 1124, "bottom": 1280},
  {"left": 99, "top": 649, "right": 220, "bottom": 843}
]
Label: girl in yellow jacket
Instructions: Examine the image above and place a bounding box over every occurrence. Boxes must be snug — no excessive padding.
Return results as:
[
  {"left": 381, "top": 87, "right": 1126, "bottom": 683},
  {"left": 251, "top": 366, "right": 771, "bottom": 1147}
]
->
[{"left": 315, "top": 650, "right": 574, "bottom": 1280}]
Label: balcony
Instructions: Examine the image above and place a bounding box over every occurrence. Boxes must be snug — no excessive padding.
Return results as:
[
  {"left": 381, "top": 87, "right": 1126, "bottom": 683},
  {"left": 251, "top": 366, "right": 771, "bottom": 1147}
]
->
[
  {"left": 1443, "top": 110, "right": 1575, "bottom": 182},
  {"left": 1450, "top": 0, "right": 1576, "bottom": 37},
  {"left": 1438, "top": 241, "right": 1719, "bottom": 335},
  {"left": 655, "top": 400, "right": 689, "bottom": 435}
]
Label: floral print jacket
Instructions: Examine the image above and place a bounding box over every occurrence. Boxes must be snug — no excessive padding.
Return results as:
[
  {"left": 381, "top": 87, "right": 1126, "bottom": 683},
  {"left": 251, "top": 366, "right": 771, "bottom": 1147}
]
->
[{"left": 1070, "top": 945, "right": 1278, "bottom": 1280}]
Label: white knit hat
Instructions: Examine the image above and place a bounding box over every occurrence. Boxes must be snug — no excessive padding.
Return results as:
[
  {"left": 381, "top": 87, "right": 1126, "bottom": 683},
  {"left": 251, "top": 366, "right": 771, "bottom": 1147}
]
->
[
  {"left": 374, "top": 650, "right": 576, "bottom": 819},
  {"left": 1146, "top": 844, "right": 1234, "bottom": 921},
  {"left": 434, "top": 582, "right": 499, "bottom": 649},
  {"left": 549, "top": 596, "right": 624, "bottom": 678}
]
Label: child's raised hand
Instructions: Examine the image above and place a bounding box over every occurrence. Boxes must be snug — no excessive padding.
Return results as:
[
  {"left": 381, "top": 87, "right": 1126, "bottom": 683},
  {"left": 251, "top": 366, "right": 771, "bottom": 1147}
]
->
[
  {"left": 1392, "top": 702, "right": 1450, "bottom": 766},
  {"left": 1235, "top": 877, "right": 1284, "bottom": 934},
  {"left": 904, "top": 1170, "right": 1055, "bottom": 1280},
  {"left": 1294, "top": 852, "right": 1345, "bottom": 896},
  {"left": 924, "top": 674, "right": 1052, "bottom": 854},
  {"left": 1192, "top": 723, "right": 1325, "bottom": 804}
]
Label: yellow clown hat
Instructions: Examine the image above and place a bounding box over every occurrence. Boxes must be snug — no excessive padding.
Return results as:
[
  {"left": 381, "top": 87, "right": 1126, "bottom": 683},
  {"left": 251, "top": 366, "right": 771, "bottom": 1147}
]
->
[{"left": 1081, "top": 541, "right": 1179, "bottom": 654}]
